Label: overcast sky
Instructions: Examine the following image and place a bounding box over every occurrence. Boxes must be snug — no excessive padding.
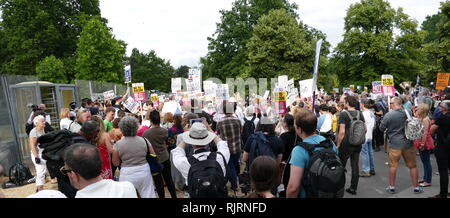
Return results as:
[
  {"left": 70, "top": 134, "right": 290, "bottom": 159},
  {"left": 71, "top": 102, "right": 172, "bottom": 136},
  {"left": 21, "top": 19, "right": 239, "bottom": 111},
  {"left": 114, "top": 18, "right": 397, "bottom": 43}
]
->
[{"left": 100, "top": 0, "right": 444, "bottom": 68}]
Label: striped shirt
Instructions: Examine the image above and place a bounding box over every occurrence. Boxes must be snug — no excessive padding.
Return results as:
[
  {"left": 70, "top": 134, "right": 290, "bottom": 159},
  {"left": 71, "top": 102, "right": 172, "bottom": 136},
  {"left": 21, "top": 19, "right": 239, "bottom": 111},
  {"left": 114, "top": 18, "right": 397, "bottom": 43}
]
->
[{"left": 217, "top": 116, "right": 242, "bottom": 154}]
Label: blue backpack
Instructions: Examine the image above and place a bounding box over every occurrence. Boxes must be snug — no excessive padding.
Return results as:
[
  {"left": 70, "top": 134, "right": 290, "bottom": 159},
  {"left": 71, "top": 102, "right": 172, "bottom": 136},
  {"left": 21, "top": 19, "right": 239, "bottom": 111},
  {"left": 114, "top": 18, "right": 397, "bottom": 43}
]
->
[{"left": 248, "top": 132, "right": 276, "bottom": 168}]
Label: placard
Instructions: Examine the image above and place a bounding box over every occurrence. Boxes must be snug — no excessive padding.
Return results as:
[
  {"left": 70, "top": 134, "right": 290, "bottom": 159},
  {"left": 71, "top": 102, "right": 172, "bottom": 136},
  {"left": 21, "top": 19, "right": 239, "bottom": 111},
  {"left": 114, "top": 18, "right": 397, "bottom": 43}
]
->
[
  {"left": 124, "top": 97, "right": 140, "bottom": 114},
  {"left": 188, "top": 69, "right": 202, "bottom": 92},
  {"left": 372, "top": 81, "right": 382, "bottom": 94},
  {"left": 278, "top": 75, "right": 289, "bottom": 90},
  {"left": 299, "top": 79, "right": 314, "bottom": 98},
  {"left": 132, "top": 83, "right": 146, "bottom": 102},
  {"left": 382, "top": 75, "right": 394, "bottom": 86},
  {"left": 171, "top": 78, "right": 182, "bottom": 93},
  {"left": 103, "top": 90, "right": 115, "bottom": 100},
  {"left": 436, "top": 72, "right": 450, "bottom": 90},
  {"left": 382, "top": 86, "right": 395, "bottom": 97},
  {"left": 124, "top": 65, "right": 131, "bottom": 83}
]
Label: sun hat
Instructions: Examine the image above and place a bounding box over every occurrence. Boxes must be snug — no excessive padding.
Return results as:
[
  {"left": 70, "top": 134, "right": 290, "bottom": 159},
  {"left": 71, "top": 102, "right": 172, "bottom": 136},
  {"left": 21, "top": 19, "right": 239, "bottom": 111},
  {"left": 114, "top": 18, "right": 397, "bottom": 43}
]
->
[{"left": 182, "top": 122, "right": 216, "bottom": 146}]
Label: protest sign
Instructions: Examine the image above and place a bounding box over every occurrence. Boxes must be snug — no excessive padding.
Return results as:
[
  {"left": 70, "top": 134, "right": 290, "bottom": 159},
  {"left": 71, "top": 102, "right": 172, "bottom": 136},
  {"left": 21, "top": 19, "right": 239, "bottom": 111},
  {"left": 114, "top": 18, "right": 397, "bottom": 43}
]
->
[
  {"left": 286, "top": 79, "right": 298, "bottom": 106},
  {"left": 103, "top": 90, "right": 115, "bottom": 100},
  {"left": 333, "top": 88, "right": 339, "bottom": 93},
  {"left": 124, "top": 96, "right": 140, "bottom": 114},
  {"left": 188, "top": 69, "right": 202, "bottom": 92},
  {"left": 382, "top": 86, "right": 395, "bottom": 96},
  {"left": 132, "top": 83, "right": 146, "bottom": 102},
  {"left": 382, "top": 75, "right": 394, "bottom": 86},
  {"left": 278, "top": 75, "right": 289, "bottom": 90},
  {"left": 216, "top": 84, "right": 229, "bottom": 100},
  {"left": 436, "top": 72, "right": 450, "bottom": 90},
  {"left": 263, "top": 91, "right": 270, "bottom": 100},
  {"left": 124, "top": 65, "right": 131, "bottom": 83},
  {"left": 372, "top": 81, "right": 382, "bottom": 94},
  {"left": 171, "top": 78, "right": 182, "bottom": 93},
  {"left": 299, "top": 79, "right": 314, "bottom": 98},
  {"left": 273, "top": 89, "right": 287, "bottom": 114}
]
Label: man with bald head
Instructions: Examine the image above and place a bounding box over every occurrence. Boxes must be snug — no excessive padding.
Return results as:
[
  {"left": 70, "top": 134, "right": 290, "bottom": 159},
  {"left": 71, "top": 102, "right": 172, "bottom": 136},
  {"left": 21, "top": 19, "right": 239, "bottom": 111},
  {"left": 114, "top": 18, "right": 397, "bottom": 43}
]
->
[{"left": 380, "top": 97, "right": 423, "bottom": 194}]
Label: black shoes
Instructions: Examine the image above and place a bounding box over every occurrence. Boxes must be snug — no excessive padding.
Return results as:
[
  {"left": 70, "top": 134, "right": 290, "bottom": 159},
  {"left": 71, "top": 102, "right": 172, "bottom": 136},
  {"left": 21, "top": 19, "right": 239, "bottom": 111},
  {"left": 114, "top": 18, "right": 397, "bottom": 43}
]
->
[
  {"left": 370, "top": 170, "right": 376, "bottom": 175},
  {"left": 346, "top": 188, "right": 357, "bottom": 195}
]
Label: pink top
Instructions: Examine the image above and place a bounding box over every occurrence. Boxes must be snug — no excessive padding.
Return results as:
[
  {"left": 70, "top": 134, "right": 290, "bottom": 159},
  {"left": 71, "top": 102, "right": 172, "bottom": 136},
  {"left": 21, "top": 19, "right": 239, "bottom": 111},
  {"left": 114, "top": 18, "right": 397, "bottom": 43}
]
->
[{"left": 137, "top": 125, "right": 150, "bottom": 137}]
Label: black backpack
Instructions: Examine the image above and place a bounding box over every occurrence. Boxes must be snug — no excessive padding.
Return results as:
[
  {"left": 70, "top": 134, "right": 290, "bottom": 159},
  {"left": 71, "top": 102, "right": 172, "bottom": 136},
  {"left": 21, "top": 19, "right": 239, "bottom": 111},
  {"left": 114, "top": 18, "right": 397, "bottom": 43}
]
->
[
  {"left": 300, "top": 139, "right": 345, "bottom": 198},
  {"left": 8, "top": 163, "right": 33, "bottom": 186},
  {"left": 241, "top": 116, "right": 256, "bottom": 147},
  {"left": 248, "top": 132, "right": 276, "bottom": 169},
  {"left": 187, "top": 150, "right": 229, "bottom": 198}
]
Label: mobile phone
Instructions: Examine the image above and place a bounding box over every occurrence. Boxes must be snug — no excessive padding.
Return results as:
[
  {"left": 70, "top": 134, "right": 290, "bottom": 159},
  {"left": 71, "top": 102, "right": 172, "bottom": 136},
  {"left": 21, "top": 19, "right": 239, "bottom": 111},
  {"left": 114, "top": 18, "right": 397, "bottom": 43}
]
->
[{"left": 190, "top": 119, "right": 203, "bottom": 126}]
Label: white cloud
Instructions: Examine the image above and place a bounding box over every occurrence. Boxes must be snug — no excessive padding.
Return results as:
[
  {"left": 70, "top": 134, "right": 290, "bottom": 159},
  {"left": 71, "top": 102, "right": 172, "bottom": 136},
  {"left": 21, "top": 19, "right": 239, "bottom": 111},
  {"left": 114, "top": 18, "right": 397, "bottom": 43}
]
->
[{"left": 100, "top": 0, "right": 443, "bottom": 68}]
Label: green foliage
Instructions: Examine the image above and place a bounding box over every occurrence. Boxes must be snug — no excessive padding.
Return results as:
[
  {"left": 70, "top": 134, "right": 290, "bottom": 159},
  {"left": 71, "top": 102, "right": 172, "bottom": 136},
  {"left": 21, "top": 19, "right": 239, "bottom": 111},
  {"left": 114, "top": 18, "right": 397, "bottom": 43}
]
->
[
  {"left": 332, "top": 0, "right": 425, "bottom": 88},
  {"left": 129, "top": 48, "right": 175, "bottom": 93},
  {"left": 0, "top": 0, "right": 101, "bottom": 76},
  {"left": 75, "top": 17, "right": 126, "bottom": 84},
  {"left": 201, "top": 0, "right": 298, "bottom": 81},
  {"left": 36, "top": 56, "right": 67, "bottom": 84},
  {"left": 175, "top": 65, "right": 190, "bottom": 78}
]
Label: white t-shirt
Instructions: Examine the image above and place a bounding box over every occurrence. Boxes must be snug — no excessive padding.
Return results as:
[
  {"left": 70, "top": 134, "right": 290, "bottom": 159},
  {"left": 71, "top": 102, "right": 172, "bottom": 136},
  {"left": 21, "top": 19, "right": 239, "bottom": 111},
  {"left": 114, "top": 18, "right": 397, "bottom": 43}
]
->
[
  {"left": 60, "top": 118, "right": 72, "bottom": 130},
  {"left": 75, "top": 180, "right": 138, "bottom": 198},
  {"left": 162, "top": 101, "right": 182, "bottom": 115},
  {"left": 171, "top": 141, "right": 231, "bottom": 186},
  {"left": 362, "top": 110, "right": 375, "bottom": 140}
]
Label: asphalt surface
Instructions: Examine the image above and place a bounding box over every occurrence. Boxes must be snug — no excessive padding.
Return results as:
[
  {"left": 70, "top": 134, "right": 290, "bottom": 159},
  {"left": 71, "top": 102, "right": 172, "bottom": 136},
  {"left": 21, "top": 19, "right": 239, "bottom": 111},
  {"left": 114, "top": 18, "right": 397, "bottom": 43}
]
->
[{"left": 342, "top": 147, "right": 443, "bottom": 198}]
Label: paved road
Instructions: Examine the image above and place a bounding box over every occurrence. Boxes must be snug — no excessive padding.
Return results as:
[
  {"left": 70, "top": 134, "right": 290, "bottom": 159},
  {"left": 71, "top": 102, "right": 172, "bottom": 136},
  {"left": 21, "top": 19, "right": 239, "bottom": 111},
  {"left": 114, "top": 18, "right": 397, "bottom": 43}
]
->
[{"left": 343, "top": 147, "right": 442, "bottom": 198}]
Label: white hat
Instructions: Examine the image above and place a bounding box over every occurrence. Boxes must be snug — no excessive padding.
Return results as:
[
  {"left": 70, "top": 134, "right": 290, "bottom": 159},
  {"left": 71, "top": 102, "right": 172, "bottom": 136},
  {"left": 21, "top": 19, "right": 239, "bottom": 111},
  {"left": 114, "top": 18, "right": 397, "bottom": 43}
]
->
[
  {"left": 182, "top": 122, "right": 216, "bottom": 146},
  {"left": 27, "top": 190, "right": 67, "bottom": 198}
]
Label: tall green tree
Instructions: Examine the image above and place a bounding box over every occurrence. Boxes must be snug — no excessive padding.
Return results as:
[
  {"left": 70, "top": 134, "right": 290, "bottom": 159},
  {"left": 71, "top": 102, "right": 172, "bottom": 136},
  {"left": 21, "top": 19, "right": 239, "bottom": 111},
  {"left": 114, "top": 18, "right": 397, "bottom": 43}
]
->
[
  {"left": 332, "top": 0, "right": 426, "bottom": 88},
  {"left": 0, "top": 0, "right": 101, "bottom": 77},
  {"left": 201, "top": 0, "right": 298, "bottom": 80},
  {"left": 175, "top": 65, "right": 190, "bottom": 78},
  {"left": 129, "top": 48, "right": 175, "bottom": 93},
  {"left": 36, "top": 55, "right": 67, "bottom": 84},
  {"left": 75, "top": 17, "right": 126, "bottom": 84}
]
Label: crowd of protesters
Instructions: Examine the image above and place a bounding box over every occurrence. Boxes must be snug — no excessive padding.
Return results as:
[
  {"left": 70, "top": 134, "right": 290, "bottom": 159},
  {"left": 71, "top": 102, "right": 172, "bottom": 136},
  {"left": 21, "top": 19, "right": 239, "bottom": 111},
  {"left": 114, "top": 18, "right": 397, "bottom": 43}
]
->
[{"left": 2, "top": 85, "right": 450, "bottom": 199}]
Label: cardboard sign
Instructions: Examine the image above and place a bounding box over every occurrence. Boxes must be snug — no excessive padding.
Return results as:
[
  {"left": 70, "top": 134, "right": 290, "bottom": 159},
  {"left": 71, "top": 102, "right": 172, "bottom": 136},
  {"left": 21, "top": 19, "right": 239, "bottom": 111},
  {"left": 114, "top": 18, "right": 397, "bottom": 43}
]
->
[
  {"left": 151, "top": 94, "right": 159, "bottom": 102},
  {"left": 350, "top": 85, "right": 355, "bottom": 90},
  {"left": 436, "top": 72, "right": 450, "bottom": 90},
  {"left": 103, "top": 90, "right": 115, "bottom": 100},
  {"left": 382, "top": 75, "right": 394, "bottom": 86},
  {"left": 274, "top": 91, "right": 287, "bottom": 101},
  {"left": 263, "top": 91, "right": 270, "bottom": 100},
  {"left": 171, "top": 78, "right": 182, "bottom": 93},
  {"left": 382, "top": 86, "right": 395, "bottom": 96},
  {"left": 188, "top": 69, "right": 202, "bottom": 92},
  {"left": 132, "top": 83, "right": 146, "bottom": 102},
  {"left": 132, "top": 83, "right": 145, "bottom": 93},
  {"left": 278, "top": 75, "right": 289, "bottom": 90},
  {"left": 124, "top": 65, "right": 131, "bottom": 83},
  {"left": 333, "top": 88, "right": 340, "bottom": 93},
  {"left": 216, "top": 84, "right": 229, "bottom": 100},
  {"left": 372, "top": 81, "right": 382, "bottom": 94},
  {"left": 299, "top": 79, "right": 314, "bottom": 98}
]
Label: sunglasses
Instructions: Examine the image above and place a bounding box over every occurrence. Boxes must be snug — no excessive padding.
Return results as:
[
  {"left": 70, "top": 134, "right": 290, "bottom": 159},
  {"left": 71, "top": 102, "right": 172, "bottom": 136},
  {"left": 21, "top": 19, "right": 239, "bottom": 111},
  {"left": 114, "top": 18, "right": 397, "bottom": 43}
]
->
[{"left": 60, "top": 166, "right": 73, "bottom": 175}]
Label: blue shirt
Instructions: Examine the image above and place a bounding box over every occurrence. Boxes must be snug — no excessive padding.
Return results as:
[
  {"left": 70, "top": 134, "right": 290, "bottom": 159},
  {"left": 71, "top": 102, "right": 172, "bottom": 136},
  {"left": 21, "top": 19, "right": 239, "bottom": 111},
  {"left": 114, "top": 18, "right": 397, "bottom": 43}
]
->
[
  {"left": 433, "top": 107, "right": 441, "bottom": 121},
  {"left": 317, "top": 114, "right": 325, "bottom": 131},
  {"left": 289, "top": 135, "right": 338, "bottom": 198}
]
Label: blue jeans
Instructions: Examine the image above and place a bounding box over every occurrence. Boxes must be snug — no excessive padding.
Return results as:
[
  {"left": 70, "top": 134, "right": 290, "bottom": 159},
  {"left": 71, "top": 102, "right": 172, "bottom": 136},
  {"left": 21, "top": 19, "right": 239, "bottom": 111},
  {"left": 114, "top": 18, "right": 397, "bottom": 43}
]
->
[
  {"left": 227, "top": 152, "right": 241, "bottom": 192},
  {"left": 361, "top": 139, "right": 375, "bottom": 173},
  {"left": 419, "top": 149, "right": 432, "bottom": 183}
]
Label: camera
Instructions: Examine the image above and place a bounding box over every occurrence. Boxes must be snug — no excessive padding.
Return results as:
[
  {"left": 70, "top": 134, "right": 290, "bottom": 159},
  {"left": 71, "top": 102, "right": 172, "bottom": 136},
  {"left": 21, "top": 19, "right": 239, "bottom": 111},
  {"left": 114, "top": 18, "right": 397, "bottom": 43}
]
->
[{"left": 27, "top": 104, "right": 39, "bottom": 112}]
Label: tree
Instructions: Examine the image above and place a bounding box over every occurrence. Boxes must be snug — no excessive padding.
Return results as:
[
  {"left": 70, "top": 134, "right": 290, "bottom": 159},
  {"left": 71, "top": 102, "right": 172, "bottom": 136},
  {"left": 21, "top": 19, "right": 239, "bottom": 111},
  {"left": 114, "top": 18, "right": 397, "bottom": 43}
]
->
[
  {"left": 175, "top": 65, "right": 190, "bottom": 78},
  {"left": 332, "top": 0, "right": 425, "bottom": 88},
  {"left": 75, "top": 17, "right": 127, "bottom": 84},
  {"left": 247, "top": 9, "right": 315, "bottom": 80},
  {"left": 201, "top": 0, "right": 298, "bottom": 81},
  {"left": 0, "top": 0, "right": 101, "bottom": 76},
  {"left": 129, "top": 48, "right": 175, "bottom": 93},
  {"left": 36, "top": 56, "right": 67, "bottom": 84}
]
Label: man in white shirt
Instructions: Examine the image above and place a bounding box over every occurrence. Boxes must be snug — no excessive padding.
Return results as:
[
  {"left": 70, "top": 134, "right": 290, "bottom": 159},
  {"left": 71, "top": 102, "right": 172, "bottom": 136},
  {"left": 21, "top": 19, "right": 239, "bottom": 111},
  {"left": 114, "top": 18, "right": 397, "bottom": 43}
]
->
[
  {"left": 27, "top": 104, "right": 51, "bottom": 125},
  {"left": 162, "top": 94, "right": 182, "bottom": 116},
  {"left": 62, "top": 143, "right": 137, "bottom": 198},
  {"left": 360, "top": 99, "right": 376, "bottom": 177},
  {"left": 171, "top": 122, "right": 230, "bottom": 192}
]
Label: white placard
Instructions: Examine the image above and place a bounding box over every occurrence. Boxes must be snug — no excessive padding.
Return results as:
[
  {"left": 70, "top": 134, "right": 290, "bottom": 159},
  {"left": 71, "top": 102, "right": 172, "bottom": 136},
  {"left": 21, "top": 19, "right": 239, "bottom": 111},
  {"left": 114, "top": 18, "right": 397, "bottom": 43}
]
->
[
  {"left": 286, "top": 79, "right": 298, "bottom": 106},
  {"left": 203, "top": 81, "right": 217, "bottom": 97},
  {"left": 216, "top": 84, "right": 229, "bottom": 100},
  {"left": 103, "top": 90, "right": 115, "bottom": 100},
  {"left": 171, "top": 78, "right": 182, "bottom": 93},
  {"left": 124, "top": 96, "right": 140, "bottom": 114},
  {"left": 263, "top": 91, "right": 270, "bottom": 100},
  {"left": 299, "top": 79, "right": 314, "bottom": 98},
  {"left": 188, "top": 69, "right": 202, "bottom": 92},
  {"left": 278, "top": 75, "right": 289, "bottom": 90}
]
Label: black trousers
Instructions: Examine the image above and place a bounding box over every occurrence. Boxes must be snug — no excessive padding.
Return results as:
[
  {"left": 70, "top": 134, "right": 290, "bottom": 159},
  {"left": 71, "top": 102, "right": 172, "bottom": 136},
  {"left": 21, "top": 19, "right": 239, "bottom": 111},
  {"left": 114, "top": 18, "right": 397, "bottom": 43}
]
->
[
  {"left": 152, "top": 160, "right": 177, "bottom": 198},
  {"left": 339, "top": 146, "right": 361, "bottom": 190},
  {"left": 435, "top": 144, "right": 450, "bottom": 197},
  {"left": 56, "top": 174, "right": 77, "bottom": 198}
]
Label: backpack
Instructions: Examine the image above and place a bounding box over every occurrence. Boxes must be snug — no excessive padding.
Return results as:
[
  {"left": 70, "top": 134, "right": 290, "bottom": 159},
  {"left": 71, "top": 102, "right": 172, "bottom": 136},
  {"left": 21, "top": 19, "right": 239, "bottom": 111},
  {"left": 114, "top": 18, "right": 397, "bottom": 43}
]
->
[
  {"left": 300, "top": 139, "right": 345, "bottom": 198},
  {"left": 344, "top": 110, "right": 366, "bottom": 146},
  {"left": 8, "top": 163, "right": 33, "bottom": 186},
  {"left": 187, "top": 150, "right": 229, "bottom": 198},
  {"left": 248, "top": 132, "right": 276, "bottom": 168},
  {"left": 404, "top": 109, "right": 424, "bottom": 141},
  {"left": 241, "top": 116, "right": 256, "bottom": 146}
]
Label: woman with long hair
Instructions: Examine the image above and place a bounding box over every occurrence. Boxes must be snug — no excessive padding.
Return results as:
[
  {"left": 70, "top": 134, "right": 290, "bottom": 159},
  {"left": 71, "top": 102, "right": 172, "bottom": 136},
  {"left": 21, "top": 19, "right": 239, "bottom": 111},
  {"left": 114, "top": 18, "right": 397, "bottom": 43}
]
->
[
  {"left": 414, "top": 104, "right": 434, "bottom": 187},
  {"left": 92, "top": 115, "right": 114, "bottom": 180}
]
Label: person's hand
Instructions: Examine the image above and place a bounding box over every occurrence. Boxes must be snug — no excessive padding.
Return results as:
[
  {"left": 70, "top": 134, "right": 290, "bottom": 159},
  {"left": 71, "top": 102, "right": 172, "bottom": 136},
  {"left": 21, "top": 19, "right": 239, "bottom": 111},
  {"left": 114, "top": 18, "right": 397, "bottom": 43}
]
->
[{"left": 35, "top": 157, "right": 41, "bottom": 164}]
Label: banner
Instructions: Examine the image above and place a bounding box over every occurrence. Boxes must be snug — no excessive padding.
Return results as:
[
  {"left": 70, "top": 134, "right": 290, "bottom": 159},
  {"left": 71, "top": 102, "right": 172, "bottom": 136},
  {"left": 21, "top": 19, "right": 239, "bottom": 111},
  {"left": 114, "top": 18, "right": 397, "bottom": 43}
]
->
[
  {"left": 372, "top": 81, "right": 382, "bottom": 94},
  {"left": 124, "top": 65, "right": 131, "bottom": 83},
  {"left": 436, "top": 72, "right": 450, "bottom": 90},
  {"left": 132, "top": 83, "right": 146, "bottom": 102},
  {"left": 312, "top": 39, "right": 323, "bottom": 93},
  {"left": 124, "top": 96, "right": 140, "bottom": 114},
  {"left": 103, "top": 90, "right": 115, "bottom": 100},
  {"left": 299, "top": 79, "right": 314, "bottom": 98},
  {"left": 171, "top": 78, "right": 182, "bottom": 93}
]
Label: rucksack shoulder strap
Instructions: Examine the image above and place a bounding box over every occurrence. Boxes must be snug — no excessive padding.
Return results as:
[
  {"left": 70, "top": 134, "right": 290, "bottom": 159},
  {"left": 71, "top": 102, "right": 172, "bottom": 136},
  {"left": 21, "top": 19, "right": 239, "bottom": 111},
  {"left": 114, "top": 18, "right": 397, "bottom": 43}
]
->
[
  {"left": 216, "top": 152, "right": 230, "bottom": 178},
  {"left": 344, "top": 110, "right": 353, "bottom": 120},
  {"left": 251, "top": 116, "right": 256, "bottom": 122},
  {"left": 187, "top": 155, "right": 199, "bottom": 165}
]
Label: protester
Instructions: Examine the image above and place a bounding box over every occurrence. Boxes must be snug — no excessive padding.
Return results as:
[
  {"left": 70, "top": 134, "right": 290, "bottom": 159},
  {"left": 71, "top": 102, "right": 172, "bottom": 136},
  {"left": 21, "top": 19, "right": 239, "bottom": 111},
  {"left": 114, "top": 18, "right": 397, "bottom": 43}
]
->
[
  {"left": 109, "top": 118, "right": 123, "bottom": 143},
  {"left": 162, "top": 94, "right": 182, "bottom": 116},
  {"left": 216, "top": 101, "right": 242, "bottom": 194},
  {"left": 430, "top": 100, "right": 450, "bottom": 198},
  {"left": 286, "top": 109, "right": 339, "bottom": 198},
  {"left": 137, "top": 110, "right": 152, "bottom": 137},
  {"left": 103, "top": 107, "right": 116, "bottom": 132},
  {"left": 373, "top": 95, "right": 388, "bottom": 152},
  {"left": 142, "top": 110, "right": 177, "bottom": 198},
  {"left": 317, "top": 104, "right": 333, "bottom": 140},
  {"left": 92, "top": 115, "right": 114, "bottom": 180},
  {"left": 360, "top": 99, "right": 376, "bottom": 177},
  {"left": 241, "top": 105, "right": 259, "bottom": 146},
  {"left": 59, "top": 108, "right": 72, "bottom": 130},
  {"left": 168, "top": 114, "right": 183, "bottom": 151},
  {"left": 171, "top": 122, "right": 230, "bottom": 198},
  {"left": 414, "top": 104, "right": 434, "bottom": 188},
  {"left": 336, "top": 95, "right": 365, "bottom": 195},
  {"left": 247, "top": 156, "right": 278, "bottom": 198},
  {"left": 68, "top": 108, "right": 92, "bottom": 133},
  {"left": 161, "top": 112, "right": 174, "bottom": 130},
  {"left": 380, "top": 97, "right": 423, "bottom": 194},
  {"left": 112, "top": 116, "right": 156, "bottom": 198},
  {"left": 29, "top": 115, "right": 48, "bottom": 192},
  {"left": 63, "top": 143, "right": 138, "bottom": 198}
]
